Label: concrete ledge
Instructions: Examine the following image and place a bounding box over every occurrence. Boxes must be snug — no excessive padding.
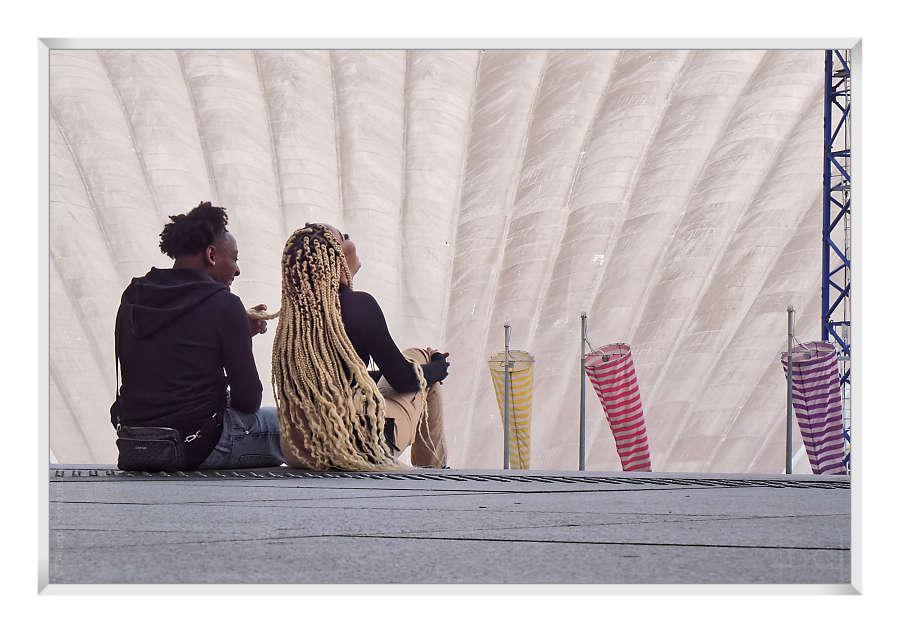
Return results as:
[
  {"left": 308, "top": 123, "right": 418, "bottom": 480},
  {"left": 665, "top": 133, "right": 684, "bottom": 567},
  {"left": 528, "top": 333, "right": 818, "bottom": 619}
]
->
[
  {"left": 50, "top": 465, "right": 850, "bottom": 486},
  {"left": 49, "top": 465, "right": 851, "bottom": 585}
]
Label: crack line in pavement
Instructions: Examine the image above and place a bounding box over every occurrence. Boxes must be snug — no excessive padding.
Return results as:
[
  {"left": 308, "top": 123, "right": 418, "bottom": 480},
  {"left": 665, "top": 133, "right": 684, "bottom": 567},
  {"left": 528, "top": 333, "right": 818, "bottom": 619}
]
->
[
  {"left": 75, "top": 502, "right": 842, "bottom": 528},
  {"left": 351, "top": 514, "right": 850, "bottom": 537},
  {"left": 229, "top": 506, "right": 846, "bottom": 524},
  {"left": 50, "top": 511, "right": 848, "bottom": 536},
  {"left": 50, "top": 486, "right": 711, "bottom": 506},
  {"left": 322, "top": 534, "right": 850, "bottom": 551},
  {"left": 51, "top": 484, "right": 666, "bottom": 494},
  {"left": 50, "top": 530, "right": 850, "bottom": 552},
  {"left": 48, "top": 491, "right": 506, "bottom": 506}
]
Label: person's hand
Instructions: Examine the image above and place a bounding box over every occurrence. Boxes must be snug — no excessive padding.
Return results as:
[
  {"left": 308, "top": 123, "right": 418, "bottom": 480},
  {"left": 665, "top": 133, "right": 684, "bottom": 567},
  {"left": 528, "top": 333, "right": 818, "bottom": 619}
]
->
[
  {"left": 249, "top": 304, "right": 268, "bottom": 336},
  {"left": 426, "top": 347, "right": 450, "bottom": 383}
]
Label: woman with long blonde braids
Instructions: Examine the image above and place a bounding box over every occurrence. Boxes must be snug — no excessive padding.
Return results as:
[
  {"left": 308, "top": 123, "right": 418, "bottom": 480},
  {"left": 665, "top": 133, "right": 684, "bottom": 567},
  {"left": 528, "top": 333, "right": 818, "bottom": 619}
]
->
[{"left": 271, "top": 223, "right": 450, "bottom": 470}]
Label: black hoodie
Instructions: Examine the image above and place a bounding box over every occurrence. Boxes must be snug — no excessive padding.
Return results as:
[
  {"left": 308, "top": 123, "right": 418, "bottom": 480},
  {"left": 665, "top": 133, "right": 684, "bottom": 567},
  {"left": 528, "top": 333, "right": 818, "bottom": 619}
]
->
[{"left": 112, "top": 267, "right": 263, "bottom": 467}]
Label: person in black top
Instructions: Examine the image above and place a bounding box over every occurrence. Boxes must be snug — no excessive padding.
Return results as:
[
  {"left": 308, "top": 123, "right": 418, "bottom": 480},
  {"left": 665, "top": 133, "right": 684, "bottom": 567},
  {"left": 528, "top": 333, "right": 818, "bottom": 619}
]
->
[
  {"left": 111, "top": 202, "right": 284, "bottom": 469},
  {"left": 271, "top": 222, "right": 450, "bottom": 470}
]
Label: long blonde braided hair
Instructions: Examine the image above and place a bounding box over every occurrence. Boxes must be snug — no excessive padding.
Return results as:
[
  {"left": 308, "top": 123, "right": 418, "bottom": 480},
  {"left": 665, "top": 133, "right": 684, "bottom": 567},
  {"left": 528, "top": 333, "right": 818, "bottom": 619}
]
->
[{"left": 272, "top": 223, "right": 407, "bottom": 471}]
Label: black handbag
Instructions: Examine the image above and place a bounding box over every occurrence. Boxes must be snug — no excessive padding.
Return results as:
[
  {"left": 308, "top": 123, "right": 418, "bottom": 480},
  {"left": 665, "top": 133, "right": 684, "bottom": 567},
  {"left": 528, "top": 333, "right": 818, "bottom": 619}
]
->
[
  {"left": 116, "top": 424, "right": 188, "bottom": 471},
  {"left": 115, "top": 417, "right": 217, "bottom": 472}
]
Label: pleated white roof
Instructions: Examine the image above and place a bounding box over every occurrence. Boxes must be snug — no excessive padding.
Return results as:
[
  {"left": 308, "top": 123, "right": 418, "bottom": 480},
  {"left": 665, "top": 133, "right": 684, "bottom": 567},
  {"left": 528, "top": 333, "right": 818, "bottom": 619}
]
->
[{"left": 49, "top": 49, "right": 826, "bottom": 471}]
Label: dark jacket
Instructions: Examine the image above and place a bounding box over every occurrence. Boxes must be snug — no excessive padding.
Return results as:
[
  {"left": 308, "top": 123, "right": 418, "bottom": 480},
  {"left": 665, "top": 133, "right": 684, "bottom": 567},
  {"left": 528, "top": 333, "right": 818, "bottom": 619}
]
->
[{"left": 111, "top": 267, "right": 262, "bottom": 466}]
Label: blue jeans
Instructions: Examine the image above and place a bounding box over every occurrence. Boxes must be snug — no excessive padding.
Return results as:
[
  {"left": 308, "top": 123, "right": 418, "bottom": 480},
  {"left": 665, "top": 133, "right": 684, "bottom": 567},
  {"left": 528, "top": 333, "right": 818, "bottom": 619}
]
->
[{"left": 198, "top": 406, "right": 285, "bottom": 469}]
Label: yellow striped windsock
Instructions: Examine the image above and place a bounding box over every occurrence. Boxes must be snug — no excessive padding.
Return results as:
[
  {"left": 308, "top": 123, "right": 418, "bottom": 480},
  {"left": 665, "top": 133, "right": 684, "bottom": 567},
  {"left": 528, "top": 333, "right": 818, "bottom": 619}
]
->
[{"left": 488, "top": 350, "right": 535, "bottom": 469}]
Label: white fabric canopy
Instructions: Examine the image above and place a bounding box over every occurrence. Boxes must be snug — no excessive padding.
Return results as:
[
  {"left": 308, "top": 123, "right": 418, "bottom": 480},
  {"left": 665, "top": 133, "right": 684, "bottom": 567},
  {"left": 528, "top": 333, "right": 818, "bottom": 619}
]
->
[{"left": 49, "top": 49, "right": 824, "bottom": 471}]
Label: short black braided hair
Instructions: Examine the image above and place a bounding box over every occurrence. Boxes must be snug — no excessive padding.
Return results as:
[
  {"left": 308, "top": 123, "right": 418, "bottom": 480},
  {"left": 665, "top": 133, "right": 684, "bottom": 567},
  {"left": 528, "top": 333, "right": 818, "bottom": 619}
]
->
[{"left": 158, "top": 202, "right": 229, "bottom": 259}]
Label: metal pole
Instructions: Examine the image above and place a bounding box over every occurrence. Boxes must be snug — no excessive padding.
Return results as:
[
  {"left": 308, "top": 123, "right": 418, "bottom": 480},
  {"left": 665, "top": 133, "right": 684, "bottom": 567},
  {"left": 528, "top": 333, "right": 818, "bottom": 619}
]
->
[
  {"left": 579, "top": 312, "right": 587, "bottom": 471},
  {"left": 822, "top": 50, "right": 833, "bottom": 343},
  {"left": 786, "top": 306, "right": 795, "bottom": 475},
  {"left": 503, "top": 323, "right": 510, "bottom": 470}
]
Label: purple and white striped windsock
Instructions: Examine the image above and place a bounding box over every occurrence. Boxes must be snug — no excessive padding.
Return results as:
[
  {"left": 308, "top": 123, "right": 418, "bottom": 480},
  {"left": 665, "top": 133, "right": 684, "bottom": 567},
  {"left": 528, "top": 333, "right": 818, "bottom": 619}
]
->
[
  {"left": 584, "top": 344, "right": 652, "bottom": 472},
  {"left": 780, "top": 341, "right": 846, "bottom": 475}
]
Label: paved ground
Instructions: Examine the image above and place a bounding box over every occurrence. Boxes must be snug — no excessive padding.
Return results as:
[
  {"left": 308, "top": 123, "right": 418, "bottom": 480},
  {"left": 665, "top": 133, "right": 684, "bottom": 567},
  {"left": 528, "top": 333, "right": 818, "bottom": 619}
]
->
[{"left": 48, "top": 466, "right": 850, "bottom": 585}]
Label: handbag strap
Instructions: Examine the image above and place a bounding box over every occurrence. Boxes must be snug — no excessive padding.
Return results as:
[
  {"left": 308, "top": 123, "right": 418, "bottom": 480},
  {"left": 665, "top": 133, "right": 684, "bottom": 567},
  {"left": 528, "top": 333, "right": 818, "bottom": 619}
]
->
[
  {"left": 184, "top": 412, "right": 222, "bottom": 443},
  {"left": 115, "top": 328, "right": 121, "bottom": 399},
  {"left": 112, "top": 325, "right": 122, "bottom": 428}
]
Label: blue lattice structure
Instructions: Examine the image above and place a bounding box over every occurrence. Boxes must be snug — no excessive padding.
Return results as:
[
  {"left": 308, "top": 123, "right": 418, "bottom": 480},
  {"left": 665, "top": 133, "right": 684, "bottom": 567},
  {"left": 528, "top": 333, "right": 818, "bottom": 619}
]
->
[{"left": 822, "top": 50, "right": 851, "bottom": 470}]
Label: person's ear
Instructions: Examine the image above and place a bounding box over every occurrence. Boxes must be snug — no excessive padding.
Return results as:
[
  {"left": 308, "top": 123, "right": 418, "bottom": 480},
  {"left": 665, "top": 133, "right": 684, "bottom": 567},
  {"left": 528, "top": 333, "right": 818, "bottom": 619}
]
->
[{"left": 205, "top": 245, "right": 216, "bottom": 267}]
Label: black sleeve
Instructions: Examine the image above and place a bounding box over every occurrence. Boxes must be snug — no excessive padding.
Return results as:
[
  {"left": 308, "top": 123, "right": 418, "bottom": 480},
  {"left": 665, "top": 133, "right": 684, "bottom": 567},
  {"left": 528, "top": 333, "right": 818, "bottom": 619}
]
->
[
  {"left": 353, "top": 292, "right": 420, "bottom": 394},
  {"left": 218, "top": 294, "right": 263, "bottom": 412}
]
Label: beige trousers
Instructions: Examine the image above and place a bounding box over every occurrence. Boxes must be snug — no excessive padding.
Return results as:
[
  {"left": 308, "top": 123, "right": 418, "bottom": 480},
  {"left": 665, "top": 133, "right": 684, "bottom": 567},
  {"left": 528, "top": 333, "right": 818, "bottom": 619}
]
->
[{"left": 378, "top": 347, "right": 447, "bottom": 468}]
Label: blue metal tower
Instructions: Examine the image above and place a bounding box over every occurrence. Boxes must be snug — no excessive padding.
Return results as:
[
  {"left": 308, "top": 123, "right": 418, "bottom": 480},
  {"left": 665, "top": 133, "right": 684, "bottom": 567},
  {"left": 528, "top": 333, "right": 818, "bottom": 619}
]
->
[{"left": 822, "top": 49, "right": 851, "bottom": 468}]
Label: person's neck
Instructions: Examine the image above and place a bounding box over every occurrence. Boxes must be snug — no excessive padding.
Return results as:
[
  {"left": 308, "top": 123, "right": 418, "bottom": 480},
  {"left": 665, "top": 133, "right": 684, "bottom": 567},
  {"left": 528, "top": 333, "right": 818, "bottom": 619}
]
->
[{"left": 173, "top": 255, "right": 208, "bottom": 272}]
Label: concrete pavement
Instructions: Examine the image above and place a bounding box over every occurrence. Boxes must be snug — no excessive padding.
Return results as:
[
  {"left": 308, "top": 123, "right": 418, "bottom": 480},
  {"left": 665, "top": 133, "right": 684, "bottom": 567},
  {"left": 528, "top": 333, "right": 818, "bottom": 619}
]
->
[{"left": 48, "top": 467, "right": 850, "bottom": 585}]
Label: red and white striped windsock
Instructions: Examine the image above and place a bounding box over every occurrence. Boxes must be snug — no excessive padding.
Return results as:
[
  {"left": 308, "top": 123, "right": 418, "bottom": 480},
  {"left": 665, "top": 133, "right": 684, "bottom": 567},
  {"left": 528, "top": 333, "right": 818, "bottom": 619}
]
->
[
  {"left": 781, "top": 341, "right": 846, "bottom": 475},
  {"left": 584, "top": 344, "right": 652, "bottom": 472}
]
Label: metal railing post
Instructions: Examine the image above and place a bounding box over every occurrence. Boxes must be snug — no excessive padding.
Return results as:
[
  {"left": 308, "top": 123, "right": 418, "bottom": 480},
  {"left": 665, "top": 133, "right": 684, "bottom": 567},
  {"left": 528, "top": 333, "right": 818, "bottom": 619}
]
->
[
  {"left": 503, "top": 323, "right": 510, "bottom": 470},
  {"left": 579, "top": 313, "right": 587, "bottom": 471},
  {"left": 786, "top": 306, "right": 795, "bottom": 474}
]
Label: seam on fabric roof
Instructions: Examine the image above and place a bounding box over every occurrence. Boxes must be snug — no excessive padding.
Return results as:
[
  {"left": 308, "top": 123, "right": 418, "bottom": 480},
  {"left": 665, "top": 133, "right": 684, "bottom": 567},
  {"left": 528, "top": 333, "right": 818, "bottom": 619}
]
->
[
  {"left": 682, "top": 196, "right": 822, "bottom": 474},
  {"left": 647, "top": 61, "right": 815, "bottom": 410},
  {"left": 253, "top": 51, "right": 289, "bottom": 243},
  {"left": 399, "top": 50, "right": 412, "bottom": 330},
  {"left": 583, "top": 50, "right": 698, "bottom": 345},
  {"left": 585, "top": 50, "right": 687, "bottom": 305},
  {"left": 461, "top": 50, "right": 549, "bottom": 459},
  {"left": 440, "top": 50, "right": 482, "bottom": 350},
  {"left": 329, "top": 51, "right": 345, "bottom": 229},
  {"left": 647, "top": 54, "right": 814, "bottom": 417},
  {"left": 581, "top": 51, "right": 694, "bottom": 465},
  {"left": 630, "top": 52, "right": 775, "bottom": 470},
  {"left": 624, "top": 51, "right": 767, "bottom": 353},
  {"left": 526, "top": 51, "right": 624, "bottom": 351},
  {"left": 96, "top": 51, "right": 165, "bottom": 225},
  {"left": 685, "top": 91, "right": 825, "bottom": 473},
  {"left": 49, "top": 102, "right": 124, "bottom": 458},
  {"left": 399, "top": 50, "right": 410, "bottom": 234},
  {"left": 505, "top": 52, "right": 550, "bottom": 217},
  {"left": 710, "top": 180, "right": 822, "bottom": 472},
  {"left": 49, "top": 260, "right": 107, "bottom": 463},
  {"left": 49, "top": 367, "right": 96, "bottom": 463},
  {"left": 49, "top": 256, "right": 110, "bottom": 412},
  {"left": 175, "top": 50, "right": 220, "bottom": 204},
  {"left": 49, "top": 108, "right": 118, "bottom": 280},
  {"left": 614, "top": 52, "right": 694, "bottom": 224},
  {"left": 562, "top": 51, "right": 625, "bottom": 210}
]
